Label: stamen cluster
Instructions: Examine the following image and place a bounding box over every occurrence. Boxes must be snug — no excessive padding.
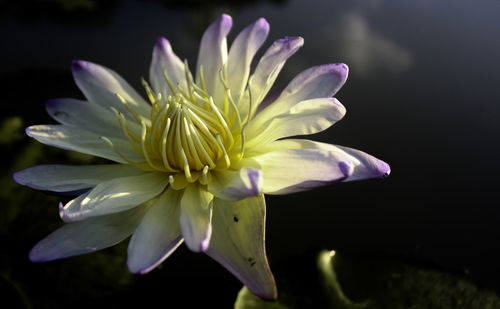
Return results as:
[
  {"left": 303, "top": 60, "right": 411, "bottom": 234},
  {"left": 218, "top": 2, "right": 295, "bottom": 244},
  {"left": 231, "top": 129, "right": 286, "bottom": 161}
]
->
[{"left": 103, "top": 62, "right": 248, "bottom": 187}]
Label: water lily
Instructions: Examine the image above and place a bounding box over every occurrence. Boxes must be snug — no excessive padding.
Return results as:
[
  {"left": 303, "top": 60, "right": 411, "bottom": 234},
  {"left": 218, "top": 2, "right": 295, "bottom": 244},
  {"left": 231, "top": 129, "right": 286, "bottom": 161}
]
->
[{"left": 14, "top": 14, "right": 389, "bottom": 300}]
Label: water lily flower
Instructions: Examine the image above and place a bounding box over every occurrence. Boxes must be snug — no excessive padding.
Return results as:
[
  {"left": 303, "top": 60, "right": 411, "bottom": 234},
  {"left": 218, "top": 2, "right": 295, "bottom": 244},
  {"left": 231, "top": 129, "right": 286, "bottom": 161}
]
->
[{"left": 14, "top": 14, "right": 390, "bottom": 300}]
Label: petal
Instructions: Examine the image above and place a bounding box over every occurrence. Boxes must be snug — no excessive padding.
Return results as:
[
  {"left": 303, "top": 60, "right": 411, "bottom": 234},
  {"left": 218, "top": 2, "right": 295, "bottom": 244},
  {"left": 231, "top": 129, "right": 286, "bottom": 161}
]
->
[
  {"left": 29, "top": 205, "right": 148, "bottom": 262},
  {"left": 72, "top": 60, "right": 151, "bottom": 120},
  {"left": 26, "top": 124, "right": 144, "bottom": 164},
  {"left": 247, "top": 141, "right": 355, "bottom": 194},
  {"left": 45, "top": 98, "right": 141, "bottom": 138},
  {"left": 245, "top": 98, "right": 346, "bottom": 148},
  {"left": 60, "top": 172, "right": 169, "bottom": 222},
  {"left": 334, "top": 145, "right": 391, "bottom": 181},
  {"left": 127, "top": 187, "right": 183, "bottom": 274},
  {"left": 179, "top": 183, "right": 213, "bottom": 252},
  {"left": 242, "top": 36, "right": 304, "bottom": 119},
  {"left": 149, "top": 37, "right": 187, "bottom": 99},
  {"left": 195, "top": 14, "right": 232, "bottom": 103},
  {"left": 260, "top": 138, "right": 390, "bottom": 186},
  {"left": 252, "top": 63, "right": 349, "bottom": 129},
  {"left": 13, "top": 164, "right": 145, "bottom": 193},
  {"left": 227, "top": 17, "right": 269, "bottom": 104},
  {"left": 208, "top": 167, "right": 263, "bottom": 201},
  {"left": 206, "top": 195, "right": 277, "bottom": 300}
]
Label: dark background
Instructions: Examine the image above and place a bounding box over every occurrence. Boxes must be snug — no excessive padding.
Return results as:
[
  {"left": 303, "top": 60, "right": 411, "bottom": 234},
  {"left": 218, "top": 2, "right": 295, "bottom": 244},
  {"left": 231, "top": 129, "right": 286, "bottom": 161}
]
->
[{"left": 1, "top": 0, "right": 499, "bottom": 307}]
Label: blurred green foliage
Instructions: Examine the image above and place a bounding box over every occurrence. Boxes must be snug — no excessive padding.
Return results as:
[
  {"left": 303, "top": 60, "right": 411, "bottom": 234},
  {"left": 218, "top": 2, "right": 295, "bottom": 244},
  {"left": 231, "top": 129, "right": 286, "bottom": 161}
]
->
[
  {"left": 0, "top": 116, "right": 135, "bottom": 309},
  {"left": 235, "top": 250, "right": 500, "bottom": 309}
]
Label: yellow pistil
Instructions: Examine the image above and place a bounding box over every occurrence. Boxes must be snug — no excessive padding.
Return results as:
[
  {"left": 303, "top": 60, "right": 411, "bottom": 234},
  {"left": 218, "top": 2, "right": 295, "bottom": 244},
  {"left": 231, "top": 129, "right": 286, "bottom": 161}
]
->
[{"left": 103, "top": 62, "right": 248, "bottom": 188}]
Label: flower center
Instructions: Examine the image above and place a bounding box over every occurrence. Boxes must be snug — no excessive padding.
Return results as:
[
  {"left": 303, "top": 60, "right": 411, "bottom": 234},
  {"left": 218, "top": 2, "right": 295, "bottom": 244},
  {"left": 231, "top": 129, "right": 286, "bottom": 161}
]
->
[{"left": 103, "top": 61, "right": 247, "bottom": 187}]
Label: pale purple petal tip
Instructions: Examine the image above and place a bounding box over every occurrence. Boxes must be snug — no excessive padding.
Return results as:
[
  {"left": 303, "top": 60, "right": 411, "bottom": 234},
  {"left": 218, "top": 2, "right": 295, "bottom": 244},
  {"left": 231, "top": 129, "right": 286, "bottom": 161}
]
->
[
  {"left": 255, "top": 17, "right": 270, "bottom": 32},
  {"left": 247, "top": 170, "right": 262, "bottom": 196},
  {"left": 337, "top": 161, "right": 352, "bottom": 178},
  {"left": 279, "top": 36, "right": 304, "bottom": 47},
  {"left": 200, "top": 235, "right": 211, "bottom": 252},
  {"left": 380, "top": 160, "right": 391, "bottom": 179},
  {"left": 220, "top": 13, "right": 232, "bottom": 24},
  {"left": 154, "top": 37, "right": 171, "bottom": 52},
  {"left": 71, "top": 60, "right": 86, "bottom": 72},
  {"left": 12, "top": 170, "right": 25, "bottom": 186},
  {"left": 335, "top": 62, "right": 349, "bottom": 82},
  {"left": 29, "top": 246, "right": 43, "bottom": 262}
]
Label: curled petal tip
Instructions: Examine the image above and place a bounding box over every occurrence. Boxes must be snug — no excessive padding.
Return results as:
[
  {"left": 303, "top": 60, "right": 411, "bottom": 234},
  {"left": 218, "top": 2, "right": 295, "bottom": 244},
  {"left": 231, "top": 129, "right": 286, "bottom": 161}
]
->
[
  {"left": 280, "top": 36, "right": 304, "bottom": 45},
  {"left": 200, "top": 238, "right": 211, "bottom": 252},
  {"left": 220, "top": 13, "right": 232, "bottom": 21},
  {"left": 381, "top": 162, "right": 391, "bottom": 179},
  {"left": 71, "top": 60, "right": 86, "bottom": 72},
  {"left": 154, "top": 37, "right": 171, "bottom": 51},
  {"left": 25, "top": 126, "right": 33, "bottom": 137},
  {"left": 11, "top": 170, "right": 23, "bottom": 185},
  {"left": 255, "top": 17, "right": 270, "bottom": 30},
  {"left": 337, "top": 161, "right": 352, "bottom": 178},
  {"left": 214, "top": 14, "right": 233, "bottom": 29},
  {"left": 338, "top": 62, "right": 349, "bottom": 72}
]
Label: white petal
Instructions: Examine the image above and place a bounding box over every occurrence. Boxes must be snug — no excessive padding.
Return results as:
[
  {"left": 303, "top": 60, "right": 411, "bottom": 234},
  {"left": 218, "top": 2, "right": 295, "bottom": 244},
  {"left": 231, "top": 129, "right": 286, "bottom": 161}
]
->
[
  {"left": 13, "top": 164, "right": 145, "bottom": 193},
  {"left": 242, "top": 36, "right": 304, "bottom": 118},
  {"left": 60, "top": 172, "right": 169, "bottom": 222},
  {"left": 127, "top": 187, "right": 183, "bottom": 274},
  {"left": 260, "top": 139, "right": 390, "bottom": 186},
  {"left": 26, "top": 124, "right": 145, "bottom": 164},
  {"left": 227, "top": 18, "right": 269, "bottom": 104},
  {"left": 179, "top": 183, "right": 213, "bottom": 252},
  {"left": 206, "top": 195, "right": 277, "bottom": 300},
  {"left": 245, "top": 98, "right": 346, "bottom": 148},
  {"left": 149, "top": 37, "right": 187, "bottom": 98},
  {"left": 29, "top": 205, "right": 148, "bottom": 262},
  {"left": 248, "top": 141, "right": 354, "bottom": 194},
  {"left": 252, "top": 63, "right": 348, "bottom": 129},
  {"left": 45, "top": 98, "right": 139, "bottom": 138},
  {"left": 195, "top": 14, "right": 232, "bottom": 104},
  {"left": 208, "top": 167, "right": 263, "bottom": 201},
  {"left": 72, "top": 60, "right": 151, "bottom": 120}
]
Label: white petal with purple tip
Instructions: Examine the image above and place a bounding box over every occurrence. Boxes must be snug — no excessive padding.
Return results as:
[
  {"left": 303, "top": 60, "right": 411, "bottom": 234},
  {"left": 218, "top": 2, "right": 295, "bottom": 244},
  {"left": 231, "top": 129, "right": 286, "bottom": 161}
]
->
[
  {"left": 241, "top": 36, "right": 304, "bottom": 118},
  {"left": 195, "top": 14, "right": 232, "bottom": 104},
  {"left": 72, "top": 60, "right": 151, "bottom": 121},
  {"left": 245, "top": 97, "right": 346, "bottom": 148},
  {"left": 127, "top": 187, "right": 184, "bottom": 274},
  {"left": 59, "top": 172, "right": 169, "bottom": 222},
  {"left": 45, "top": 98, "right": 141, "bottom": 138},
  {"left": 29, "top": 205, "right": 148, "bottom": 262},
  {"left": 208, "top": 167, "right": 263, "bottom": 201},
  {"left": 227, "top": 17, "right": 269, "bottom": 103},
  {"left": 247, "top": 142, "right": 354, "bottom": 194},
  {"left": 206, "top": 195, "right": 277, "bottom": 300},
  {"left": 179, "top": 183, "right": 213, "bottom": 252},
  {"left": 270, "top": 139, "right": 390, "bottom": 182},
  {"left": 252, "top": 63, "right": 349, "bottom": 129},
  {"left": 334, "top": 145, "right": 391, "bottom": 181},
  {"left": 149, "top": 37, "right": 187, "bottom": 98}
]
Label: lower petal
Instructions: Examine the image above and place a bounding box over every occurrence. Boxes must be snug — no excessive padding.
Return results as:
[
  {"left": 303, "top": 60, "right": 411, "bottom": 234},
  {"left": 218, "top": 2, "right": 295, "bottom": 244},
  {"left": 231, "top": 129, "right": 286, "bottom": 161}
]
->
[
  {"left": 60, "top": 172, "right": 169, "bottom": 222},
  {"left": 248, "top": 143, "right": 353, "bottom": 195},
  {"left": 29, "top": 205, "right": 148, "bottom": 262},
  {"left": 208, "top": 167, "right": 263, "bottom": 201},
  {"left": 205, "top": 195, "right": 277, "bottom": 300},
  {"left": 127, "top": 187, "right": 184, "bottom": 274},
  {"left": 179, "top": 183, "right": 214, "bottom": 252}
]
